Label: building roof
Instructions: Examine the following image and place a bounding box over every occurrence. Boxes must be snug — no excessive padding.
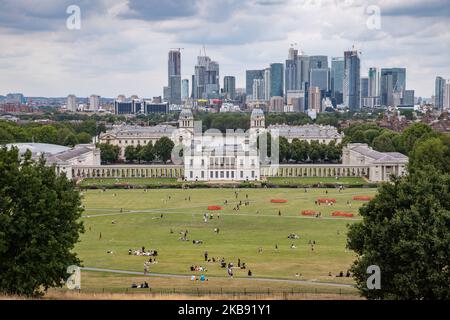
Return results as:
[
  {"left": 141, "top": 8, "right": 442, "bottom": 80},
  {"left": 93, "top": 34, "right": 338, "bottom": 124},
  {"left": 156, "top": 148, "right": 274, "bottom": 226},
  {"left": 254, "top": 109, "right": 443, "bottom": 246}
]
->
[
  {"left": 268, "top": 124, "right": 343, "bottom": 139},
  {"left": 348, "top": 144, "right": 408, "bottom": 164},
  {"left": 100, "top": 125, "right": 177, "bottom": 139},
  {"left": 6, "top": 143, "right": 70, "bottom": 156},
  {"left": 251, "top": 108, "right": 264, "bottom": 119}
]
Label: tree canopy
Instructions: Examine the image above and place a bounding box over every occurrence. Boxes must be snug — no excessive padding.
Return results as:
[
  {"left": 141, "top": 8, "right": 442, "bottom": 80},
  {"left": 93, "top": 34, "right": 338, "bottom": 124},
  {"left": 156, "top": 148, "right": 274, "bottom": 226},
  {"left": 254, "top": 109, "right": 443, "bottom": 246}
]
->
[{"left": 0, "top": 147, "right": 84, "bottom": 296}]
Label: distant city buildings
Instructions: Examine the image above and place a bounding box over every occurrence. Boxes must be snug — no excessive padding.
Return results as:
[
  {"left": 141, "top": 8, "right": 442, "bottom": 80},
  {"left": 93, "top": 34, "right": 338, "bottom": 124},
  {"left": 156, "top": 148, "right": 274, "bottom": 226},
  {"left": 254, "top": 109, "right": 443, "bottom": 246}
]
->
[
  {"left": 67, "top": 94, "right": 77, "bottom": 112},
  {"left": 89, "top": 95, "right": 101, "bottom": 111},
  {"left": 331, "top": 57, "right": 344, "bottom": 105},
  {"left": 223, "top": 76, "right": 236, "bottom": 100},
  {"left": 168, "top": 49, "right": 182, "bottom": 105},
  {"left": 435, "top": 76, "right": 446, "bottom": 110},
  {"left": 343, "top": 50, "right": 361, "bottom": 111},
  {"left": 380, "top": 68, "right": 406, "bottom": 107},
  {"left": 269, "top": 63, "right": 284, "bottom": 98}
]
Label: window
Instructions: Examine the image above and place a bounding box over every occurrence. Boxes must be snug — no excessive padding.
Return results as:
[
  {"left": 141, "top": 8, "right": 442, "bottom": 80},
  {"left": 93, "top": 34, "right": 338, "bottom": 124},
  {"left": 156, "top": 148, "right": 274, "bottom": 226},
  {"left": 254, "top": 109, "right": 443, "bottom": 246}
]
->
[
  {"left": 201, "top": 159, "right": 205, "bottom": 166},
  {"left": 220, "top": 171, "right": 224, "bottom": 178},
  {"left": 190, "top": 159, "right": 193, "bottom": 167},
  {"left": 201, "top": 171, "right": 204, "bottom": 178},
  {"left": 231, "top": 171, "right": 234, "bottom": 179},
  {"left": 226, "top": 171, "right": 229, "bottom": 178},
  {"left": 210, "top": 171, "right": 213, "bottom": 178},
  {"left": 189, "top": 171, "right": 193, "bottom": 178},
  {"left": 240, "top": 171, "right": 243, "bottom": 178},
  {"left": 251, "top": 171, "right": 255, "bottom": 178},
  {"left": 125, "top": 140, "right": 128, "bottom": 144},
  {"left": 240, "top": 159, "right": 244, "bottom": 166},
  {"left": 215, "top": 171, "right": 218, "bottom": 178}
]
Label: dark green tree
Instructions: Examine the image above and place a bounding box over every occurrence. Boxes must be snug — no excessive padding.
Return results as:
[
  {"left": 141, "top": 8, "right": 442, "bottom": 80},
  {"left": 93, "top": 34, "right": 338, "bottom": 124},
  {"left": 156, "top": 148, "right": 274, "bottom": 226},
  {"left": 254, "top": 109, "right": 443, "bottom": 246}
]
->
[
  {"left": 63, "top": 133, "right": 79, "bottom": 147},
  {"left": 154, "top": 136, "right": 175, "bottom": 162},
  {"left": 124, "top": 145, "right": 137, "bottom": 162},
  {"left": 98, "top": 143, "right": 120, "bottom": 164},
  {"left": 0, "top": 147, "right": 84, "bottom": 297},
  {"left": 347, "top": 169, "right": 450, "bottom": 300},
  {"left": 141, "top": 142, "right": 155, "bottom": 163}
]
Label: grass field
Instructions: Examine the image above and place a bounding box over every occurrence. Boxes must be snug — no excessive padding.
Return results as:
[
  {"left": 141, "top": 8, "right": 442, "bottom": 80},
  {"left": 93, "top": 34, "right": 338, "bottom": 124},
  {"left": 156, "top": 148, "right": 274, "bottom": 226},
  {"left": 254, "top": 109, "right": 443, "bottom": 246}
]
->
[
  {"left": 266, "top": 177, "right": 368, "bottom": 186},
  {"left": 70, "top": 187, "right": 377, "bottom": 296}
]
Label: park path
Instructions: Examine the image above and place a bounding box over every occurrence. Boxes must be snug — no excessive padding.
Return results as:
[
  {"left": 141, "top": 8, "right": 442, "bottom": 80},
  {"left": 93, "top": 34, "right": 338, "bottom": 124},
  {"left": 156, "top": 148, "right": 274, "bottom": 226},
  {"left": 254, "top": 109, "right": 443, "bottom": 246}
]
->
[{"left": 81, "top": 266, "right": 355, "bottom": 289}]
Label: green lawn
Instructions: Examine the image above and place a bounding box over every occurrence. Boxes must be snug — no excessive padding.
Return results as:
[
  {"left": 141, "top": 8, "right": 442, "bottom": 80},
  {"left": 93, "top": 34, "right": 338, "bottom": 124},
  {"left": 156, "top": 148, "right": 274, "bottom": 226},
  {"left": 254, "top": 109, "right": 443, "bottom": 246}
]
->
[
  {"left": 74, "top": 187, "right": 377, "bottom": 292},
  {"left": 79, "top": 178, "right": 180, "bottom": 187},
  {"left": 266, "top": 177, "right": 369, "bottom": 186}
]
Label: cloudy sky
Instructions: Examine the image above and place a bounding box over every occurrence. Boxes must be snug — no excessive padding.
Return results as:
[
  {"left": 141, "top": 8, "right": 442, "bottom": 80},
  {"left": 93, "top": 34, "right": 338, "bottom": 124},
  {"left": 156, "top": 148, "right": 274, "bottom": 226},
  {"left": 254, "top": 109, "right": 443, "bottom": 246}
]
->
[{"left": 0, "top": 0, "right": 448, "bottom": 98}]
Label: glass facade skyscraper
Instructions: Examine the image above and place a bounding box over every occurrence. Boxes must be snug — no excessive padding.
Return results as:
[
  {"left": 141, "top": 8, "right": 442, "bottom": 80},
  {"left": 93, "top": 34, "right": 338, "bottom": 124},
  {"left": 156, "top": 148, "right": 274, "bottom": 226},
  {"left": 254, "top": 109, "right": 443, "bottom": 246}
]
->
[
  {"left": 270, "top": 63, "right": 284, "bottom": 97},
  {"left": 223, "top": 76, "right": 236, "bottom": 100},
  {"left": 435, "top": 76, "right": 445, "bottom": 110},
  {"left": 168, "top": 50, "right": 181, "bottom": 104},
  {"left": 331, "top": 57, "right": 344, "bottom": 105},
  {"left": 380, "top": 68, "right": 406, "bottom": 107},
  {"left": 343, "top": 50, "right": 361, "bottom": 111},
  {"left": 246, "top": 70, "right": 264, "bottom": 97}
]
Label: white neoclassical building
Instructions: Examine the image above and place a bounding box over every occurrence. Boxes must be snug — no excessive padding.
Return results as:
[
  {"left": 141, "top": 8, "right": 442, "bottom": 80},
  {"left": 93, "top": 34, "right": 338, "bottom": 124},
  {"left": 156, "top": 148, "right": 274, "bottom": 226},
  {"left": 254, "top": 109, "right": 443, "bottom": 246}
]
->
[{"left": 342, "top": 143, "right": 408, "bottom": 182}]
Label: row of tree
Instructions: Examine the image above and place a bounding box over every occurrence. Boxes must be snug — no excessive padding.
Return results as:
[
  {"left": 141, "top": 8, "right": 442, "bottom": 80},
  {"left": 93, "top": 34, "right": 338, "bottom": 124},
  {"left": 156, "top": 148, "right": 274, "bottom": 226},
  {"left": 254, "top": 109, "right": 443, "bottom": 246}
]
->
[
  {"left": 98, "top": 136, "right": 175, "bottom": 164},
  {"left": 343, "top": 122, "right": 435, "bottom": 156},
  {"left": 0, "top": 119, "right": 106, "bottom": 147}
]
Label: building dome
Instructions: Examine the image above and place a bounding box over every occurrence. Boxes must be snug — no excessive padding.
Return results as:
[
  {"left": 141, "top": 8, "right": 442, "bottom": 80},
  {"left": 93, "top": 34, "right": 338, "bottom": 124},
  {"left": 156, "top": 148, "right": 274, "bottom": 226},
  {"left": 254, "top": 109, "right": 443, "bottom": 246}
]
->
[
  {"left": 179, "top": 107, "right": 193, "bottom": 120},
  {"left": 251, "top": 107, "right": 264, "bottom": 120}
]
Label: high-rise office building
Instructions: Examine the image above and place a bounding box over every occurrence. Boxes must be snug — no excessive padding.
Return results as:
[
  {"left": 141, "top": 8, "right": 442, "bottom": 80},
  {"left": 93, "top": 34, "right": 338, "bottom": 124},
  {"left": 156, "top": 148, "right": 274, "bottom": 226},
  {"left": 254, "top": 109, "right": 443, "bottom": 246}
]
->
[
  {"left": 309, "top": 56, "right": 328, "bottom": 70},
  {"left": 270, "top": 63, "right": 284, "bottom": 97},
  {"left": 331, "top": 57, "right": 344, "bottom": 105},
  {"left": 308, "top": 87, "right": 321, "bottom": 112},
  {"left": 264, "top": 68, "right": 271, "bottom": 100},
  {"left": 310, "top": 69, "right": 329, "bottom": 92},
  {"left": 193, "top": 55, "right": 220, "bottom": 99},
  {"left": 435, "top": 76, "right": 446, "bottom": 110},
  {"left": 361, "top": 77, "right": 369, "bottom": 99},
  {"left": 343, "top": 50, "right": 361, "bottom": 111},
  {"left": 368, "top": 67, "right": 379, "bottom": 97},
  {"left": 67, "top": 94, "right": 77, "bottom": 112},
  {"left": 246, "top": 70, "right": 264, "bottom": 97},
  {"left": 285, "top": 48, "right": 299, "bottom": 93},
  {"left": 181, "top": 79, "right": 189, "bottom": 101},
  {"left": 223, "top": 76, "right": 236, "bottom": 100},
  {"left": 252, "top": 78, "right": 265, "bottom": 101},
  {"left": 89, "top": 94, "right": 100, "bottom": 111},
  {"left": 380, "top": 68, "right": 406, "bottom": 107},
  {"left": 269, "top": 96, "right": 284, "bottom": 112},
  {"left": 444, "top": 81, "right": 450, "bottom": 110},
  {"left": 168, "top": 50, "right": 182, "bottom": 104},
  {"left": 403, "top": 90, "right": 415, "bottom": 106}
]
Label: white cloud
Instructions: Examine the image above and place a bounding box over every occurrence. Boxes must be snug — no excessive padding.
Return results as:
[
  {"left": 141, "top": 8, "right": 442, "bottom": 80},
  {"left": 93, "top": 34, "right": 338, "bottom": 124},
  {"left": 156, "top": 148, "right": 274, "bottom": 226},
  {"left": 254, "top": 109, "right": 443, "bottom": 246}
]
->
[{"left": 0, "top": 0, "right": 448, "bottom": 97}]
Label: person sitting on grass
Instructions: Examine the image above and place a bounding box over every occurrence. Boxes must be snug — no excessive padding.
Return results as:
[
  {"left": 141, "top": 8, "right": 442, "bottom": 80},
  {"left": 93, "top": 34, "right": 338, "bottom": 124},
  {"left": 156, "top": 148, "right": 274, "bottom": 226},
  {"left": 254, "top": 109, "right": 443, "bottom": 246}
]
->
[
  {"left": 131, "top": 281, "right": 138, "bottom": 288},
  {"left": 248, "top": 270, "right": 252, "bottom": 277}
]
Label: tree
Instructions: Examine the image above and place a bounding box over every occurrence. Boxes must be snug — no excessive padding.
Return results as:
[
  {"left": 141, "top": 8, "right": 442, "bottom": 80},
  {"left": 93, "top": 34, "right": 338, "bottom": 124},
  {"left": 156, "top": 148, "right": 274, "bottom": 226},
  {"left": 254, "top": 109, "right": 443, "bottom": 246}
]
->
[
  {"left": 347, "top": 169, "right": 450, "bottom": 299},
  {"left": 326, "top": 141, "right": 342, "bottom": 162},
  {"left": 399, "top": 123, "right": 433, "bottom": 155},
  {"left": 76, "top": 132, "right": 92, "bottom": 144},
  {"left": 408, "top": 134, "right": 450, "bottom": 174},
  {"left": 63, "top": 133, "right": 79, "bottom": 147},
  {"left": 33, "top": 126, "right": 58, "bottom": 144},
  {"left": 291, "top": 139, "right": 309, "bottom": 162},
  {"left": 372, "top": 131, "right": 397, "bottom": 152},
  {"left": 140, "top": 142, "right": 155, "bottom": 163},
  {"left": 154, "top": 137, "right": 175, "bottom": 162},
  {"left": 98, "top": 143, "right": 119, "bottom": 164},
  {"left": 0, "top": 147, "right": 84, "bottom": 296},
  {"left": 309, "top": 141, "right": 321, "bottom": 163},
  {"left": 124, "top": 145, "right": 137, "bottom": 162},
  {"left": 277, "top": 136, "right": 291, "bottom": 163}
]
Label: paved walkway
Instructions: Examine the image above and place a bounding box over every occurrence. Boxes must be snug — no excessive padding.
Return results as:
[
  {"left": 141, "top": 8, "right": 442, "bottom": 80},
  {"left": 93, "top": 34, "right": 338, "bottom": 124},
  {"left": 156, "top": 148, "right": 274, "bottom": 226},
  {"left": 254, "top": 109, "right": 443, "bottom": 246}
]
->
[{"left": 81, "top": 267, "right": 355, "bottom": 289}]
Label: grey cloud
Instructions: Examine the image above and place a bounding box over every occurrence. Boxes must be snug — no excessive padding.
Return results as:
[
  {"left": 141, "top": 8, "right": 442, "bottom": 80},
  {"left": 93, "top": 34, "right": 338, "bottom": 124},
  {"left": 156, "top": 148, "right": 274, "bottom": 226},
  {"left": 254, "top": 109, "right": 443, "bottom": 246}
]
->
[
  {"left": 379, "top": 0, "right": 450, "bottom": 18},
  {"left": 120, "top": 0, "right": 199, "bottom": 20}
]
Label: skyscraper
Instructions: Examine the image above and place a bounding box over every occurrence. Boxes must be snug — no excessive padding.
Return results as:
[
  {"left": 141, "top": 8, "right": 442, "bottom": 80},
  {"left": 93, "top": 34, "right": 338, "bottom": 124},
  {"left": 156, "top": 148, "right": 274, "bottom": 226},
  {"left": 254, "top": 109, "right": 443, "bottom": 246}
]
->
[
  {"left": 310, "top": 69, "right": 329, "bottom": 92},
  {"left": 368, "top": 67, "right": 379, "bottom": 98},
  {"left": 193, "top": 54, "right": 220, "bottom": 99},
  {"left": 89, "top": 94, "right": 100, "bottom": 111},
  {"left": 343, "top": 50, "right": 361, "bottom": 111},
  {"left": 309, "top": 56, "right": 328, "bottom": 70},
  {"left": 181, "top": 79, "right": 189, "bottom": 101},
  {"left": 380, "top": 68, "right": 406, "bottom": 107},
  {"left": 270, "top": 63, "right": 284, "bottom": 97},
  {"left": 223, "top": 76, "right": 236, "bottom": 100},
  {"left": 308, "top": 87, "right": 321, "bottom": 112},
  {"left": 435, "top": 76, "right": 446, "bottom": 110},
  {"left": 168, "top": 50, "right": 182, "bottom": 104},
  {"left": 264, "top": 68, "right": 271, "bottom": 100},
  {"left": 444, "top": 81, "right": 450, "bottom": 110},
  {"left": 252, "top": 78, "right": 265, "bottom": 101},
  {"left": 246, "top": 70, "right": 264, "bottom": 97},
  {"left": 67, "top": 94, "right": 77, "bottom": 112},
  {"left": 331, "top": 57, "right": 344, "bottom": 105},
  {"left": 285, "top": 48, "right": 299, "bottom": 92}
]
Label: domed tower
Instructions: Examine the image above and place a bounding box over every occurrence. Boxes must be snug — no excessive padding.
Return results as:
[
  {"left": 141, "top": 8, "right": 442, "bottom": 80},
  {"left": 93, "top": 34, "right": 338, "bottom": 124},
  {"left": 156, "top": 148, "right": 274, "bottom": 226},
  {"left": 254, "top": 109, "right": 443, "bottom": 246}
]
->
[
  {"left": 178, "top": 106, "right": 194, "bottom": 131},
  {"left": 250, "top": 107, "right": 265, "bottom": 129}
]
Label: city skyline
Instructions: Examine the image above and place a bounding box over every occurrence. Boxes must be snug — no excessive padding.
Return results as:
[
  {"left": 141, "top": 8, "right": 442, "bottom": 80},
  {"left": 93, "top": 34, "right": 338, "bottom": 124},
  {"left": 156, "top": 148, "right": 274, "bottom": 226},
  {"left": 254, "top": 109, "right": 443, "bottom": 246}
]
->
[{"left": 0, "top": 0, "right": 449, "bottom": 98}]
